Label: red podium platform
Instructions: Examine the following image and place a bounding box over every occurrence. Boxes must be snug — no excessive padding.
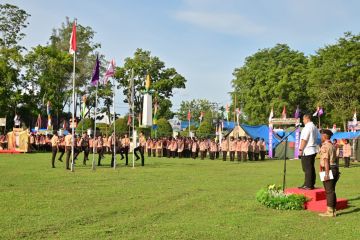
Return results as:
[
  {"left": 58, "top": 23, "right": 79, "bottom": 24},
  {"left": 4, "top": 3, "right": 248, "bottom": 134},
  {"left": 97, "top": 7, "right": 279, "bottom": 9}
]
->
[
  {"left": 0, "top": 149, "right": 22, "bottom": 154},
  {"left": 285, "top": 188, "right": 348, "bottom": 212}
]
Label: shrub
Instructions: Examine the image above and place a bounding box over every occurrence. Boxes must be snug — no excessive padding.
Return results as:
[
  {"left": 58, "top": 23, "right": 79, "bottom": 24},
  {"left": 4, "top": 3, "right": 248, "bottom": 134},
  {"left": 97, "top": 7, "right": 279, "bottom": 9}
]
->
[{"left": 256, "top": 184, "right": 308, "bottom": 210}]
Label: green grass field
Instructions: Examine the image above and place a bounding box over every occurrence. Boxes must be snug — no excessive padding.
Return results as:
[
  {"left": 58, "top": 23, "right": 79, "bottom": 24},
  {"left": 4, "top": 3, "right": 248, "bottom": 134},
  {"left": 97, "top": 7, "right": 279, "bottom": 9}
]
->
[{"left": 0, "top": 153, "right": 359, "bottom": 240}]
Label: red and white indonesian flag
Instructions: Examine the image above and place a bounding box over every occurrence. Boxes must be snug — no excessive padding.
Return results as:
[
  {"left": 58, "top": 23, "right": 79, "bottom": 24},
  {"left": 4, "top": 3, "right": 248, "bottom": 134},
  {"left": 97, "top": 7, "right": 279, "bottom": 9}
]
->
[
  {"left": 103, "top": 59, "right": 116, "bottom": 84},
  {"left": 281, "top": 105, "right": 287, "bottom": 119},
  {"left": 187, "top": 110, "right": 191, "bottom": 121},
  {"left": 69, "top": 21, "right": 77, "bottom": 54}
]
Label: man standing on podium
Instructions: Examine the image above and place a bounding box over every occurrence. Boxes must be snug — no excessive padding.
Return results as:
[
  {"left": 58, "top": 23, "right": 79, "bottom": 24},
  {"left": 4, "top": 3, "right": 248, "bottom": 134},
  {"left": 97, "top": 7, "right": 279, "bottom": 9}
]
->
[{"left": 298, "top": 114, "right": 319, "bottom": 190}]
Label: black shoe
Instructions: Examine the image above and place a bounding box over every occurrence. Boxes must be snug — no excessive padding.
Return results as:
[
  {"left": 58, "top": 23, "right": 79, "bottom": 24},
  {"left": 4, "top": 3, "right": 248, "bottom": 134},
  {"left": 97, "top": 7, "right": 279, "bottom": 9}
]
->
[
  {"left": 301, "top": 186, "right": 314, "bottom": 190},
  {"left": 52, "top": 166, "right": 55, "bottom": 168},
  {"left": 298, "top": 185, "right": 305, "bottom": 189},
  {"left": 66, "top": 168, "right": 70, "bottom": 170},
  {"left": 58, "top": 159, "right": 63, "bottom": 162},
  {"left": 135, "top": 158, "right": 140, "bottom": 161}
]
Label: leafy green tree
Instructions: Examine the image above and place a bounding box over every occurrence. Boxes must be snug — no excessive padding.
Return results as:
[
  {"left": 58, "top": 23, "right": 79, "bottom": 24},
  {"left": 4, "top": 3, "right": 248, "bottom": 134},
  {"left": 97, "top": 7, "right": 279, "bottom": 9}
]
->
[
  {"left": 114, "top": 48, "right": 186, "bottom": 119},
  {"left": 111, "top": 117, "right": 130, "bottom": 136},
  {"left": 308, "top": 32, "right": 360, "bottom": 130},
  {"left": 152, "top": 118, "right": 173, "bottom": 138},
  {"left": 0, "top": 4, "right": 30, "bottom": 127},
  {"left": 196, "top": 121, "right": 214, "bottom": 138},
  {"left": 178, "top": 99, "right": 219, "bottom": 121},
  {"left": 76, "top": 118, "right": 94, "bottom": 134},
  {"left": 232, "top": 44, "right": 309, "bottom": 125}
]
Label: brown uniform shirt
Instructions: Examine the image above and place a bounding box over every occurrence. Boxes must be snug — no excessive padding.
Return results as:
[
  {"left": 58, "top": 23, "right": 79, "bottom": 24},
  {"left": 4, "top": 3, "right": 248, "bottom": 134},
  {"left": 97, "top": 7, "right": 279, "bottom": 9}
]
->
[
  {"left": 320, "top": 141, "right": 336, "bottom": 168},
  {"left": 51, "top": 135, "right": 59, "bottom": 147},
  {"left": 221, "top": 140, "right": 228, "bottom": 152}
]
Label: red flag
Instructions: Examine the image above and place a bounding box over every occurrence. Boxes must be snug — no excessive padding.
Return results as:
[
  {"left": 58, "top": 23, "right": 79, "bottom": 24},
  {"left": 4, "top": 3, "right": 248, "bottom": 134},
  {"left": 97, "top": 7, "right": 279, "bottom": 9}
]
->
[
  {"left": 127, "top": 115, "right": 131, "bottom": 126},
  {"left": 187, "top": 110, "right": 191, "bottom": 121},
  {"left": 36, "top": 114, "right": 42, "bottom": 129},
  {"left": 282, "top": 105, "right": 287, "bottom": 119},
  {"left": 69, "top": 21, "right": 76, "bottom": 54}
]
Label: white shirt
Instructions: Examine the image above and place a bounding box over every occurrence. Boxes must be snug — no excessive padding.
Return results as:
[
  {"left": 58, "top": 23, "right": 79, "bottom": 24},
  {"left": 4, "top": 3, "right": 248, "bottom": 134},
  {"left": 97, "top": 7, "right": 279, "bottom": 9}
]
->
[{"left": 300, "top": 121, "right": 319, "bottom": 156}]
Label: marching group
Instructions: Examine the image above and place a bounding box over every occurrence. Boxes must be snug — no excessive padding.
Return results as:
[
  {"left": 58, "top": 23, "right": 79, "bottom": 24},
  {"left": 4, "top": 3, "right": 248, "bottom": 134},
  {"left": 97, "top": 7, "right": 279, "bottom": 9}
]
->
[{"left": 44, "top": 131, "right": 268, "bottom": 170}]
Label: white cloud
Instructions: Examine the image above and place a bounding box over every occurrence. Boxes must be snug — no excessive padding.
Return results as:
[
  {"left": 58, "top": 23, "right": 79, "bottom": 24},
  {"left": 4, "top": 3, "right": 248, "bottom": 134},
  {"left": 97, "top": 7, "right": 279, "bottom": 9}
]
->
[{"left": 175, "top": 10, "right": 266, "bottom": 36}]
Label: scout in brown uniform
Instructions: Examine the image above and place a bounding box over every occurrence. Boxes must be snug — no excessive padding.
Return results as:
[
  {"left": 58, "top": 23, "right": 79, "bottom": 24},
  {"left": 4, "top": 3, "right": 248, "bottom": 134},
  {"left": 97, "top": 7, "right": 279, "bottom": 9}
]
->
[
  {"left": 318, "top": 129, "right": 339, "bottom": 217},
  {"left": 229, "top": 137, "right": 236, "bottom": 161},
  {"left": 109, "top": 133, "right": 117, "bottom": 167},
  {"left": 199, "top": 139, "right": 207, "bottom": 160},
  {"left": 259, "top": 138, "right": 266, "bottom": 160},
  {"left": 248, "top": 138, "right": 254, "bottom": 161},
  {"left": 80, "top": 133, "right": 90, "bottom": 165},
  {"left": 162, "top": 138, "right": 168, "bottom": 158},
  {"left": 253, "top": 138, "right": 260, "bottom": 161},
  {"left": 50, "top": 132, "right": 59, "bottom": 168},
  {"left": 166, "top": 138, "right": 172, "bottom": 158},
  {"left": 121, "top": 134, "right": 130, "bottom": 165},
  {"left": 58, "top": 136, "right": 65, "bottom": 162},
  {"left": 220, "top": 137, "right": 228, "bottom": 161},
  {"left": 236, "top": 137, "right": 242, "bottom": 162},
  {"left": 170, "top": 138, "right": 177, "bottom": 158},
  {"left": 135, "top": 131, "right": 146, "bottom": 166},
  {"left": 146, "top": 138, "right": 152, "bottom": 157},
  {"left": 157, "top": 138, "right": 163, "bottom": 157},
  {"left": 177, "top": 138, "right": 184, "bottom": 158},
  {"left": 241, "top": 137, "right": 248, "bottom": 161},
  {"left": 97, "top": 135, "right": 104, "bottom": 166},
  {"left": 209, "top": 139, "right": 217, "bottom": 160},
  {"left": 64, "top": 133, "right": 73, "bottom": 170},
  {"left": 191, "top": 139, "right": 198, "bottom": 159}
]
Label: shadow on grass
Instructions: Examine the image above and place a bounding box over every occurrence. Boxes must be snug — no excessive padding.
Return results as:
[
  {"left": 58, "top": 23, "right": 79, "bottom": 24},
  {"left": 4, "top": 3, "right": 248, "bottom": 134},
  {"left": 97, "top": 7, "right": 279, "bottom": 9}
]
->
[{"left": 338, "top": 207, "right": 360, "bottom": 216}]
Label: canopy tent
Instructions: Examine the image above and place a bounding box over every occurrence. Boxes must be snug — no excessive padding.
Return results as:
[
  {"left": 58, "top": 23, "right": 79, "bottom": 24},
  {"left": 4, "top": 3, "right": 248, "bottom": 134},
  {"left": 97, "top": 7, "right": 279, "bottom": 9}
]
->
[
  {"left": 239, "top": 124, "right": 281, "bottom": 150},
  {"left": 331, "top": 131, "right": 360, "bottom": 140}
]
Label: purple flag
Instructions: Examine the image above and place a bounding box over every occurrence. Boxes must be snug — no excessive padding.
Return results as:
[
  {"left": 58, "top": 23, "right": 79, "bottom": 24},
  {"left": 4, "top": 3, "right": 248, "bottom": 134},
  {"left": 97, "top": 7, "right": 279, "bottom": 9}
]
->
[
  {"left": 318, "top": 108, "right": 324, "bottom": 116},
  {"left": 294, "top": 106, "right": 300, "bottom": 118},
  {"left": 91, "top": 55, "right": 100, "bottom": 86},
  {"left": 268, "top": 126, "right": 273, "bottom": 158}
]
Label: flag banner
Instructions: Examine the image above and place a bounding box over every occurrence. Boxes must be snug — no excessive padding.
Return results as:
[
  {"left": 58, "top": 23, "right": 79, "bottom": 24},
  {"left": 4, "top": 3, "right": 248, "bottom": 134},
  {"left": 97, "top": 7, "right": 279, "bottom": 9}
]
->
[
  {"left": 268, "top": 107, "right": 274, "bottom": 122},
  {"left": 103, "top": 59, "right": 116, "bottom": 84},
  {"left": 353, "top": 111, "right": 357, "bottom": 125},
  {"left": 268, "top": 126, "right": 273, "bottom": 158},
  {"left": 199, "top": 111, "right": 204, "bottom": 122},
  {"left": 235, "top": 108, "right": 241, "bottom": 125},
  {"left": 313, "top": 106, "right": 320, "bottom": 116},
  {"left": 47, "top": 101, "right": 52, "bottom": 127},
  {"left": 282, "top": 105, "right": 286, "bottom": 119},
  {"left": 187, "top": 110, "right": 191, "bottom": 121},
  {"left": 294, "top": 127, "right": 301, "bottom": 159},
  {"left": 36, "top": 114, "right": 42, "bottom": 129},
  {"left": 81, "top": 95, "right": 87, "bottom": 118},
  {"left": 294, "top": 105, "right": 300, "bottom": 118},
  {"left": 153, "top": 101, "right": 159, "bottom": 125},
  {"left": 69, "top": 21, "right": 76, "bottom": 54},
  {"left": 91, "top": 55, "right": 100, "bottom": 86},
  {"left": 127, "top": 115, "right": 131, "bottom": 126},
  {"left": 318, "top": 108, "right": 324, "bottom": 116},
  {"left": 225, "top": 104, "right": 229, "bottom": 121}
]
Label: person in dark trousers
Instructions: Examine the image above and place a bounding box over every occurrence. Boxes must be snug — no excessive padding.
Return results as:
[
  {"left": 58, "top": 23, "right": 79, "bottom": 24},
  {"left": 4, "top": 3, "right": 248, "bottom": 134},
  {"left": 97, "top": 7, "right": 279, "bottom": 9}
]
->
[
  {"left": 318, "top": 129, "right": 340, "bottom": 217},
  {"left": 50, "top": 132, "right": 59, "bottom": 168},
  {"left": 121, "top": 134, "right": 130, "bottom": 165},
  {"left": 134, "top": 131, "right": 146, "bottom": 166},
  {"left": 64, "top": 133, "right": 72, "bottom": 170},
  {"left": 298, "top": 114, "right": 319, "bottom": 190}
]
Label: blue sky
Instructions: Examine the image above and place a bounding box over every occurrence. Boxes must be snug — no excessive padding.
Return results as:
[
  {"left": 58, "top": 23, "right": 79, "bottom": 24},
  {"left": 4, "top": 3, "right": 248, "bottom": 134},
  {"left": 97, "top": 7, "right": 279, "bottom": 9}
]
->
[{"left": 6, "top": 0, "right": 360, "bottom": 115}]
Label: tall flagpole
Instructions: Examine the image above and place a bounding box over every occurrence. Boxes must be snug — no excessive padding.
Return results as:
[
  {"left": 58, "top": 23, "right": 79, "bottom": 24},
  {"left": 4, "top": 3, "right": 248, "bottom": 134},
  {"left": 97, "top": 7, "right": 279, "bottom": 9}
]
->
[
  {"left": 71, "top": 47, "right": 76, "bottom": 172},
  {"left": 92, "top": 83, "right": 98, "bottom": 170},
  {"left": 112, "top": 77, "right": 116, "bottom": 169},
  {"left": 131, "top": 69, "right": 135, "bottom": 168}
]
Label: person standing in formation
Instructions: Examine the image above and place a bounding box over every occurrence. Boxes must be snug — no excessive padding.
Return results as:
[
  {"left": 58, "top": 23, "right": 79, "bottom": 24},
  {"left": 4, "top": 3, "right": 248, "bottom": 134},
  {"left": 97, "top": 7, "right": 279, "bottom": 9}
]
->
[
  {"left": 221, "top": 137, "right": 228, "bottom": 161},
  {"left": 228, "top": 137, "right": 235, "bottom": 161},
  {"left": 156, "top": 138, "right": 163, "bottom": 158},
  {"left": 191, "top": 139, "right": 198, "bottom": 159},
  {"left": 343, "top": 139, "right": 352, "bottom": 168},
  {"left": 199, "top": 139, "right": 206, "bottom": 160},
  {"left": 109, "top": 133, "right": 117, "bottom": 167},
  {"left": 259, "top": 138, "right": 266, "bottom": 160},
  {"left": 236, "top": 137, "right": 242, "bottom": 162},
  {"left": 81, "top": 132, "right": 90, "bottom": 165},
  {"left": 177, "top": 138, "right": 184, "bottom": 158},
  {"left": 241, "top": 137, "right": 248, "bottom": 162},
  {"left": 209, "top": 139, "right": 216, "bottom": 160},
  {"left": 146, "top": 138, "right": 152, "bottom": 157},
  {"left": 50, "top": 131, "right": 59, "bottom": 168},
  {"left": 253, "top": 138, "right": 260, "bottom": 161},
  {"left": 248, "top": 138, "right": 254, "bottom": 161},
  {"left": 97, "top": 135, "right": 104, "bottom": 166}
]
